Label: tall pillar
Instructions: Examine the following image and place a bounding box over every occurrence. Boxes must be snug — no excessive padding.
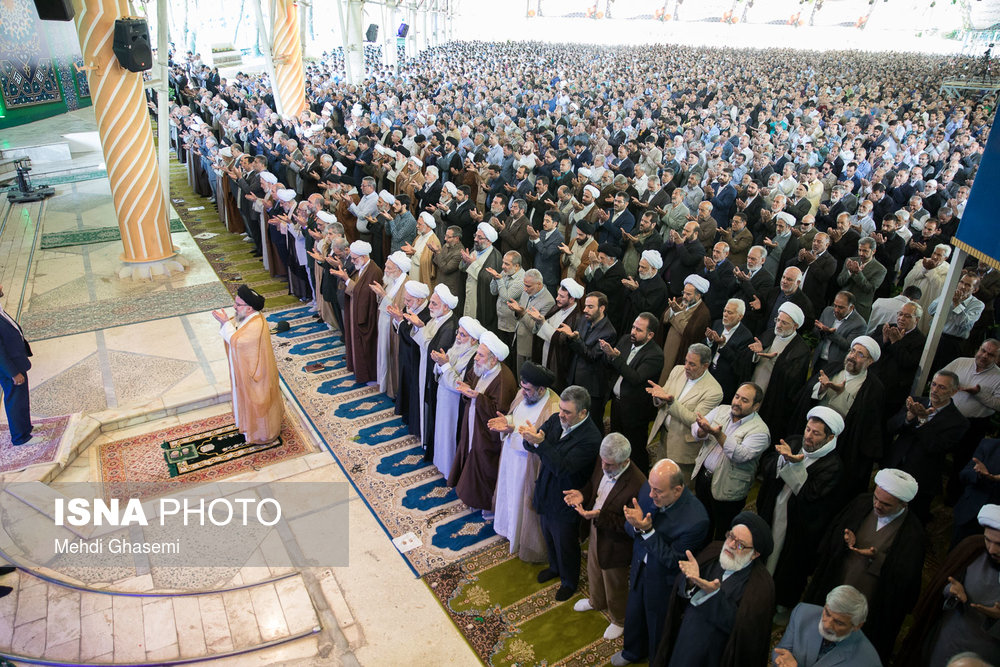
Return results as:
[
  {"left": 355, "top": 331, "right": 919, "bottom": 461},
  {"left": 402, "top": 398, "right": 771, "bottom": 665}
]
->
[
  {"left": 421, "top": 2, "right": 430, "bottom": 49},
  {"left": 347, "top": 0, "right": 365, "bottom": 84},
  {"left": 270, "top": 0, "right": 307, "bottom": 118},
  {"left": 383, "top": 0, "right": 398, "bottom": 70},
  {"left": 71, "top": 0, "right": 184, "bottom": 278}
]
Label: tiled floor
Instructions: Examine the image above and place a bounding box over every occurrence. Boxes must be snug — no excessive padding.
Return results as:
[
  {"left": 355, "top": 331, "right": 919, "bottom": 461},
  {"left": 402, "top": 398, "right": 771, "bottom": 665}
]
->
[{"left": 0, "top": 108, "right": 478, "bottom": 665}]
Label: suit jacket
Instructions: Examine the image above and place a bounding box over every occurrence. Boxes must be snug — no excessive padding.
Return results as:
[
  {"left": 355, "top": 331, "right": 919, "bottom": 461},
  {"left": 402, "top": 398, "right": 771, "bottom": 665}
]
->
[
  {"left": 707, "top": 321, "right": 754, "bottom": 401},
  {"left": 764, "top": 288, "right": 816, "bottom": 336},
  {"left": 432, "top": 242, "right": 465, "bottom": 303},
  {"left": 565, "top": 315, "right": 618, "bottom": 399},
  {"left": 736, "top": 266, "right": 774, "bottom": 334},
  {"left": 527, "top": 413, "right": 603, "bottom": 522},
  {"left": 788, "top": 197, "right": 811, "bottom": 223},
  {"left": 586, "top": 261, "right": 627, "bottom": 333},
  {"left": 499, "top": 213, "right": 530, "bottom": 262},
  {"left": 874, "top": 233, "right": 905, "bottom": 292},
  {"left": 529, "top": 228, "right": 565, "bottom": 289},
  {"left": 625, "top": 486, "right": 709, "bottom": 600},
  {"left": 0, "top": 312, "right": 31, "bottom": 378},
  {"left": 606, "top": 335, "right": 664, "bottom": 423},
  {"left": 812, "top": 308, "right": 867, "bottom": 369},
  {"left": 836, "top": 257, "right": 886, "bottom": 320},
  {"left": 703, "top": 258, "right": 736, "bottom": 320},
  {"left": 662, "top": 239, "right": 706, "bottom": 297},
  {"left": 775, "top": 603, "right": 881, "bottom": 667},
  {"left": 446, "top": 200, "right": 477, "bottom": 248},
  {"left": 598, "top": 208, "right": 636, "bottom": 248},
  {"left": 872, "top": 326, "right": 926, "bottom": 415},
  {"left": 581, "top": 461, "right": 647, "bottom": 570},
  {"left": 648, "top": 365, "right": 725, "bottom": 464},
  {"left": 417, "top": 179, "right": 442, "bottom": 212},
  {"left": 954, "top": 437, "right": 1000, "bottom": 528},
  {"left": 884, "top": 399, "right": 970, "bottom": 497},
  {"left": 792, "top": 251, "right": 836, "bottom": 313}
]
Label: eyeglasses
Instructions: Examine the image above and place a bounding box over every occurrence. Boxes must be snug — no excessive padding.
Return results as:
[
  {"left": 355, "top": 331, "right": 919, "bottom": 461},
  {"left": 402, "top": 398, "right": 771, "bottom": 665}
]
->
[{"left": 725, "top": 531, "right": 752, "bottom": 552}]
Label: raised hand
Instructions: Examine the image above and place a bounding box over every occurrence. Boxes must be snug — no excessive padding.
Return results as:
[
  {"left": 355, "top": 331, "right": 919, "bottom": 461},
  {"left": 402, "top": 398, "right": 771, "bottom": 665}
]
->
[
  {"left": 517, "top": 423, "right": 544, "bottom": 444},
  {"left": 487, "top": 411, "right": 513, "bottom": 434},
  {"left": 679, "top": 549, "right": 721, "bottom": 592},
  {"left": 844, "top": 528, "right": 878, "bottom": 558},
  {"left": 646, "top": 380, "right": 672, "bottom": 402},
  {"left": 947, "top": 576, "right": 968, "bottom": 604},
  {"left": 623, "top": 497, "right": 652, "bottom": 531},
  {"left": 775, "top": 439, "right": 804, "bottom": 463}
]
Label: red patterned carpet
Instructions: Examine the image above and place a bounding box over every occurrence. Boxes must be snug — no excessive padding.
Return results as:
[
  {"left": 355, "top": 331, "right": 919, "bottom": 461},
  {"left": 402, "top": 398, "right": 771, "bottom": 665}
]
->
[
  {"left": 0, "top": 415, "right": 71, "bottom": 473},
  {"left": 98, "top": 411, "right": 313, "bottom": 498}
]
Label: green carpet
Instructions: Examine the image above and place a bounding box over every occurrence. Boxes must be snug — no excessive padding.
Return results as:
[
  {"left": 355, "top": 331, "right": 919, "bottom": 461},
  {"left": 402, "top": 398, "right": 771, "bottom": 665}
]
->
[
  {"left": 40, "top": 219, "right": 187, "bottom": 249},
  {"left": 167, "top": 159, "right": 299, "bottom": 308}
]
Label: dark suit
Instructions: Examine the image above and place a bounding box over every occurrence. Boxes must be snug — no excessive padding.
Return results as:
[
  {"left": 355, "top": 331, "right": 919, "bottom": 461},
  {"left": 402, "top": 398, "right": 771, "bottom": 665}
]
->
[
  {"left": 872, "top": 326, "right": 926, "bottom": 417},
  {"left": 764, "top": 288, "right": 815, "bottom": 336},
  {"left": 836, "top": 257, "right": 886, "bottom": 321},
  {"left": 525, "top": 413, "right": 602, "bottom": 590},
  {"left": 707, "top": 321, "right": 754, "bottom": 402},
  {"left": 529, "top": 229, "right": 565, "bottom": 296},
  {"left": 661, "top": 239, "right": 706, "bottom": 297},
  {"left": 953, "top": 438, "right": 1000, "bottom": 544},
  {"left": 585, "top": 261, "right": 627, "bottom": 334},
  {"left": 787, "top": 197, "right": 811, "bottom": 224},
  {"left": 498, "top": 214, "right": 530, "bottom": 266},
  {"left": 446, "top": 200, "right": 476, "bottom": 248},
  {"left": 812, "top": 308, "right": 867, "bottom": 369},
  {"left": 597, "top": 208, "right": 636, "bottom": 249},
  {"left": 620, "top": 486, "right": 710, "bottom": 663},
  {"left": 416, "top": 179, "right": 442, "bottom": 213},
  {"left": 874, "top": 233, "right": 905, "bottom": 297},
  {"left": 606, "top": 336, "right": 665, "bottom": 472},
  {"left": 0, "top": 311, "right": 33, "bottom": 445},
  {"left": 565, "top": 315, "right": 618, "bottom": 432},
  {"left": 702, "top": 258, "right": 736, "bottom": 320},
  {"left": 884, "top": 399, "right": 970, "bottom": 522},
  {"left": 735, "top": 266, "right": 774, "bottom": 335},
  {"left": 791, "top": 251, "right": 836, "bottom": 314}
]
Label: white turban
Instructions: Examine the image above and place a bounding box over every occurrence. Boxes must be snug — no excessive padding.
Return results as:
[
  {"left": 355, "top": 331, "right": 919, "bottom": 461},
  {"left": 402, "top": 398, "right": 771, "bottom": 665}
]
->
[
  {"left": 277, "top": 188, "right": 296, "bottom": 202},
  {"left": 874, "top": 468, "right": 919, "bottom": 503},
  {"left": 379, "top": 189, "right": 396, "bottom": 205},
  {"left": 851, "top": 335, "right": 881, "bottom": 362},
  {"left": 444, "top": 182, "right": 458, "bottom": 196},
  {"left": 260, "top": 172, "right": 278, "bottom": 184},
  {"left": 806, "top": 406, "right": 845, "bottom": 436},
  {"left": 776, "top": 212, "right": 797, "bottom": 227},
  {"left": 376, "top": 144, "right": 394, "bottom": 156},
  {"left": 641, "top": 250, "right": 663, "bottom": 271},
  {"left": 560, "top": 278, "right": 585, "bottom": 299},
  {"left": 404, "top": 280, "right": 430, "bottom": 298},
  {"left": 388, "top": 250, "right": 411, "bottom": 273},
  {"left": 334, "top": 161, "right": 347, "bottom": 173},
  {"left": 418, "top": 211, "right": 437, "bottom": 229},
  {"left": 978, "top": 504, "right": 1000, "bottom": 530},
  {"left": 434, "top": 283, "right": 458, "bottom": 309},
  {"left": 479, "top": 330, "right": 510, "bottom": 362},
  {"left": 458, "top": 316, "right": 485, "bottom": 340},
  {"left": 584, "top": 184, "right": 601, "bottom": 199},
  {"left": 349, "top": 240, "right": 372, "bottom": 256},
  {"left": 410, "top": 156, "right": 423, "bottom": 167},
  {"left": 477, "top": 222, "right": 498, "bottom": 243},
  {"left": 316, "top": 210, "right": 337, "bottom": 224},
  {"left": 684, "top": 274, "right": 710, "bottom": 294},
  {"left": 219, "top": 146, "right": 232, "bottom": 157},
  {"left": 579, "top": 167, "right": 592, "bottom": 179},
  {"left": 778, "top": 302, "right": 805, "bottom": 328}
]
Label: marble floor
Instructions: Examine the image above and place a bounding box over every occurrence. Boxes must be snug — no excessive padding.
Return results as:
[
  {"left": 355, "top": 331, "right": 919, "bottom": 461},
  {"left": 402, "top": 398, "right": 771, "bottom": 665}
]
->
[{"left": 0, "top": 108, "right": 477, "bottom": 666}]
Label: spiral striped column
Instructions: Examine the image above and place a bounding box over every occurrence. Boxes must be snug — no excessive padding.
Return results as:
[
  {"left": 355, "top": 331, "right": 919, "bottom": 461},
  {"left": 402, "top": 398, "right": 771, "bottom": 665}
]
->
[
  {"left": 270, "top": 0, "right": 306, "bottom": 118},
  {"left": 71, "top": 0, "right": 176, "bottom": 266}
]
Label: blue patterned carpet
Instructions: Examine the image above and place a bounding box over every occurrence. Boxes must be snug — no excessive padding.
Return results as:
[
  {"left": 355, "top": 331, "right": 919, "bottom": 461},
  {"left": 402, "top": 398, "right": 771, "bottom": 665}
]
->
[{"left": 269, "top": 306, "right": 501, "bottom": 575}]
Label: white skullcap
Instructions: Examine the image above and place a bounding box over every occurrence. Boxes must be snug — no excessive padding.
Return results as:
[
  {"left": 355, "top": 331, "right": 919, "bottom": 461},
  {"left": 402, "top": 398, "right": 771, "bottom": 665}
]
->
[
  {"left": 444, "top": 182, "right": 458, "bottom": 196},
  {"left": 560, "top": 278, "right": 585, "bottom": 299},
  {"left": 277, "top": 188, "right": 297, "bottom": 202},
  {"left": 479, "top": 330, "right": 510, "bottom": 362},
  {"left": 434, "top": 283, "right": 458, "bottom": 309},
  {"left": 316, "top": 210, "right": 337, "bottom": 224},
  {"left": 851, "top": 335, "right": 881, "bottom": 362},
  {"left": 579, "top": 167, "right": 592, "bottom": 178},
  {"left": 874, "top": 468, "right": 918, "bottom": 503},
  {"left": 334, "top": 161, "right": 347, "bottom": 173},
  {"left": 388, "top": 250, "right": 411, "bottom": 273},
  {"left": 404, "top": 280, "right": 430, "bottom": 298},
  {"left": 219, "top": 146, "right": 232, "bottom": 157},
  {"left": 806, "top": 406, "right": 845, "bottom": 436},
  {"left": 684, "top": 274, "right": 710, "bottom": 294},
  {"left": 978, "top": 504, "right": 1000, "bottom": 530},
  {"left": 776, "top": 212, "right": 797, "bottom": 227},
  {"left": 641, "top": 250, "right": 663, "bottom": 271},
  {"left": 260, "top": 172, "right": 278, "bottom": 184},
  {"left": 584, "top": 184, "right": 601, "bottom": 199},
  {"left": 410, "top": 156, "right": 423, "bottom": 167},
  {"left": 419, "top": 211, "right": 436, "bottom": 229},
  {"left": 381, "top": 117, "right": 392, "bottom": 127},
  {"left": 778, "top": 302, "right": 805, "bottom": 328},
  {"left": 477, "top": 222, "right": 498, "bottom": 243},
  {"left": 379, "top": 189, "right": 396, "bottom": 205},
  {"left": 349, "top": 240, "right": 372, "bottom": 256},
  {"left": 458, "top": 316, "right": 485, "bottom": 340}
]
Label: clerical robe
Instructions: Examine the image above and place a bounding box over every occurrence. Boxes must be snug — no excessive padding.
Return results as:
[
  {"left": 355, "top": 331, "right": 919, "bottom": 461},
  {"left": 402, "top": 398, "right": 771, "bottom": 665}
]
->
[
  {"left": 532, "top": 303, "right": 582, "bottom": 391},
  {"left": 463, "top": 245, "right": 502, "bottom": 332},
  {"left": 417, "top": 313, "right": 457, "bottom": 459},
  {"left": 376, "top": 274, "right": 407, "bottom": 396},
  {"left": 433, "top": 342, "right": 477, "bottom": 476},
  {"left": 409, "top": 231, "right": 440, "bottom": 287},
  {"left": 659, "top": 301, "right": 711, "bottom": 383},
  {"left": 395, "top": 304, "right": 432, "bottom": 435},
  {"left": 220, "top": 311, "right": 283, "bottom": 444},
  {"left": 344, "top": 260, "right": 383, "bottom": 384},
  {"left": 448, "top": 362, "right": 517, "bottom": 511}
]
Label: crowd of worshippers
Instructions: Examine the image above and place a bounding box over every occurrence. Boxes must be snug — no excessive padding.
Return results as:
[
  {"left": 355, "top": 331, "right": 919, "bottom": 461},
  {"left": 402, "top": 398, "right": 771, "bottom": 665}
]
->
[{"left": 162, "top": 40, "right": 1000, "bottom": 666}]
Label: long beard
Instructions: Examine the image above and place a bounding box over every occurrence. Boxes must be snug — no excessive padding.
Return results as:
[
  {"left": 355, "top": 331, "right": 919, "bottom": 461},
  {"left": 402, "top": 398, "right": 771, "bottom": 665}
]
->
[
  {"left": 817, "top": 618, "right": 847, "bottom": 643},
  {"left": 473, "top": 361, "right": 492, "bottom": 377},
  {"left": 719, "top": 547, "right": 754, "bottom": 572}
]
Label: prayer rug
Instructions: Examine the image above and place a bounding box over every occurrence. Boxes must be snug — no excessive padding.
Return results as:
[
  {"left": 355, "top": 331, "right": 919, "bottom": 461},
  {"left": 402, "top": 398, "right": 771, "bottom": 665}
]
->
[
  {"left": 0, "top": 415, "right": 71, "bottom": 473},
  {"left": 97, "top": 411, "right": 313, "bottom": 499},
  {"left": 424, "top": 541, "right": 622, "bottom": 666},
  {"left": 39, "top": 218, "right": 187, "bottom": 249},
  {"left": 160, "top": 422, "right": 283, "bottom": 477},
  {"left": 267, "top": 306, "right": 504, "bottom": 575}
]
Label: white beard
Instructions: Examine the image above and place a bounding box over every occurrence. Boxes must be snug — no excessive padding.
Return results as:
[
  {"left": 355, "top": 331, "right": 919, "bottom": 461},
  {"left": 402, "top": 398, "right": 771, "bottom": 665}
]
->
[
  {"left": 817, "top": 618, "right": 848, "bottom": 643},
  {"left": 473, "top": 361, "right": 495, "bottom": 377},
  {"left": 719, "top": 547, "right": 754, "bottom": 572}
]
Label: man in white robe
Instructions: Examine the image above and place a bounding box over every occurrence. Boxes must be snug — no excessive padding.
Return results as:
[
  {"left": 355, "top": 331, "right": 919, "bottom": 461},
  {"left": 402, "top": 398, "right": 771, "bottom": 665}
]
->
[
  {"left": 431, "top": 317, "right": 484, "bottom": 477},
  {"left": 371, "top": 251, "right": 410, "bottom": 396}
]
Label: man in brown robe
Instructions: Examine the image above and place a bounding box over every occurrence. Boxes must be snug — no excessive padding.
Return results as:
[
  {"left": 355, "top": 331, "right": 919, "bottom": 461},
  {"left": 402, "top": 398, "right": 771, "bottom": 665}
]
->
[
  {"left": 212, "top": 285, "right": 282, "bottom": 444},
  {"left": 448, "top": 330, "right": 517, "bottom": 515},
  {"left": 659, "top": 274, "right": 712, "bottom": 383},
  {"left": 334, "top": 241, "right": 383, "bottom": 384}
]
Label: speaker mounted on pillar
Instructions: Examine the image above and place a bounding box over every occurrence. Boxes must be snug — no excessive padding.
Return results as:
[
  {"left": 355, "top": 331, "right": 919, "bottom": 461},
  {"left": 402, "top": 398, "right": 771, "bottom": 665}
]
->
[
  {"left": 33, "top": 0, "right": 74, "bottom": 21},
  {"left": 365, "top": 24, "right": 379, "bottom": 42},
  {"left": 397, "top": 23, "right": 409, "bottom": 38},
  {"left": 112, "top": 18, "right": 153, "bottom": 73}
]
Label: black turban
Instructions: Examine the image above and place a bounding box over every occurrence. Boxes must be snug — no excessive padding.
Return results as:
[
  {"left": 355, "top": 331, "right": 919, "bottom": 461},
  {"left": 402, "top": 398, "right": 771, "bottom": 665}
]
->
[
  {"left": 730, "top": 511, "right": 773, "bottom": 560},
  {"left": 237, "top": 284, "right": 265, "bottom": 311},
  {"left": 577, "top": 221, "right": 596, "bottom": 236},
  {"left": 519, "top": 362, "right": 555, "bottom": 388},
  {"left": 597, "top": 243, "right": 622, "bottom": 259}
]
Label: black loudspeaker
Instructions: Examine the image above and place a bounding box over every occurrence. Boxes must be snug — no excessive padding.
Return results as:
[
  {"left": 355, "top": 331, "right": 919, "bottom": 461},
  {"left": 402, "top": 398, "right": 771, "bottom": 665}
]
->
[
  {"left": 112, "top": 18, "right": 153, "bottom": 73},
  {"left": 33, "top": 0, "right": 74, "bottom": 21},
  {"left": 365, "top": 24, "right": 379, "bottom": 42},
  {"left": 397, "top": 23, "right": 409, "bottom": 37}
]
